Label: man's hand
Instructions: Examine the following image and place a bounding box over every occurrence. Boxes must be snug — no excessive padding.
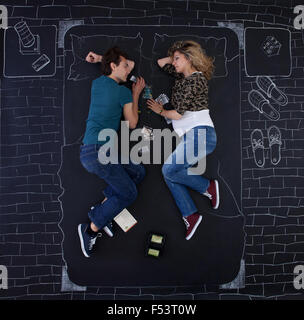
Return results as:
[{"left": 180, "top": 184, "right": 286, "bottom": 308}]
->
[
  {"left": 132, "top": 77, "right": 146, "bottom": 97},
  {"left": 85, "top": 51, "right": 102, "bottom": 63},
  {"left": 124, "top": 77, "right": 145, "bottom": 129}
]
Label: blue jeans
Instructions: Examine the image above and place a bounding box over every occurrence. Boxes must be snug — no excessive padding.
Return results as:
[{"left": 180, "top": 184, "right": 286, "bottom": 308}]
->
[
  {"left": 162, "top": 126, "right": 217, "bottom": 217},
  {"left": 79, "top": 144, "right": 146, "bottom": 230}
]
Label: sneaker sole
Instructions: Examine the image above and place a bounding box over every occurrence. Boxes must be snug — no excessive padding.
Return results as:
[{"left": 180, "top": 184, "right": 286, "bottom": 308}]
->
[
  {"left": 78, "top": 224, "right": 90, "bottom": 258},
  {"left": 186, "top": 215, "right": 202, "bottom": 240},
  {"left": 213, "top": 180, "right": 220, "bottom": 210},
  {"left": 103, "top": 226, "right": 113, "bottom": 237}
]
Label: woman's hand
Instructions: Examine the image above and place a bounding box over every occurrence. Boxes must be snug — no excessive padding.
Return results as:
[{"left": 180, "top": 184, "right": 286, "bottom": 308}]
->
[
  {"left": 85, "top": 51, "right": 102, "bottom": 63},
  {"left": 157, "top": 57, "right": 173, "bottom": 68},
  {"left": 132, "top": 77, "right": 146, "bottom": 97},
  {"left": 147, "top": 99, "right": 164, "bottom": 115}
]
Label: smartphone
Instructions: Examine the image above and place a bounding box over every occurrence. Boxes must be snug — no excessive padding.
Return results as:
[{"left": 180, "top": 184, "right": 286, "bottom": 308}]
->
[{"left": 32, "top": 54, "right": 50, "bottom": 72}]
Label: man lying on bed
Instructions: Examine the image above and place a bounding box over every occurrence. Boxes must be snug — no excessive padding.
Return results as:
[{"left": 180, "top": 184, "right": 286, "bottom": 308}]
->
[{"left": 78, "top": 47, "right": 146, "bottom": 258}]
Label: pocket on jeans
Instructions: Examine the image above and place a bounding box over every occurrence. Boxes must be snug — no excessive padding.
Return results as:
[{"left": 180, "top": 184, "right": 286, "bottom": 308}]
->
[
  {"left": 80, "top": 156, "right": 99, "bottom": 173},
  {"left": 80, "top": 144, "right": 95, "bottom": 150},
  {"left": 80, "top": 144, "right": 98, "bottom": 154},
  {"left": 80, "top": 153, "right": 98, "bottom": 165}
]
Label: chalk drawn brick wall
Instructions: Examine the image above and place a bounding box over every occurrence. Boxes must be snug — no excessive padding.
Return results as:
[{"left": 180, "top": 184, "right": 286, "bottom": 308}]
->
[{"left": 1, "top": 0, "right": 304, "bottom": 299}]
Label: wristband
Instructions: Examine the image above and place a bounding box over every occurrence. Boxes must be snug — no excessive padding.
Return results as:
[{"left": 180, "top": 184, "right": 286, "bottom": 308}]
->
[{"left": 159, "top": 108, "right": 163, "bottom": 115}]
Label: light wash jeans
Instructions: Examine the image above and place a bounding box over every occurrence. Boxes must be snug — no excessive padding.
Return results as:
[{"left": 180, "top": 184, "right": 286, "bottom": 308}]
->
[{"left": 162, "top": 125, "right": 217, "bottom": 217}]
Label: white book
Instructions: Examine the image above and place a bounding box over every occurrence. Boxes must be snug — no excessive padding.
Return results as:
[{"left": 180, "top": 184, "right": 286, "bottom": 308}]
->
[{"left": 114, "top": 208, "right": 137, "bottom": 232}]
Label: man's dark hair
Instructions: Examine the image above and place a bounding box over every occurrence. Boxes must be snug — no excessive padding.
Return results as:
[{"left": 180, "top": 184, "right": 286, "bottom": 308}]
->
[{"left": 100, "top": 46, "right": 128, "bottom": 76}]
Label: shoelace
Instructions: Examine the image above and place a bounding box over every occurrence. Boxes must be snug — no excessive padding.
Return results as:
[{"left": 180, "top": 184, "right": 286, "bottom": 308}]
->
[
  {"left": 89, "top": 237, "right": 97, "bottom": 250},
  {"left": 203, "top": 191, "right": 212, "bottom": 200},
  {"left": 89, "top": 233, "right": 102, "bottom": 250},
  {"left": 269, "top": 134, "right": 282, "bottom": 146},
  {"left": 103, "top": 223, "right": 113, "bottom": 230},
  {"left": 183, "top": 217, "right": 190, "bottom": 229},
  {"left": 252, "top": 138, "right": 264, "bottom": 150}
]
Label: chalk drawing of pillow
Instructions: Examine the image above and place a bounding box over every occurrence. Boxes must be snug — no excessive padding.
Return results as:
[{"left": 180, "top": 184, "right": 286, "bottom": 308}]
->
[
  {"left": 152, "top": 34, "right": 227, "bottom": 78},
  {"left": 68, "top": 33, "right": 143, "bottom": 81}
]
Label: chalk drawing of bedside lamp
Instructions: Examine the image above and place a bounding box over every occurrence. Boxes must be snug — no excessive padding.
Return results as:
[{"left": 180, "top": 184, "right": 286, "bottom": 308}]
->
[
  {"left": 14, "top": 21, "right": 40, "bottom": 55},
  {"left": 0, "top": 5, "right": 8, "bottom": 29},
  {"left": 4, "top": 22, "right": 55, "bottom": 77},
  {"left": 13, "top": 21, "right": 51, "bottom": 73}
]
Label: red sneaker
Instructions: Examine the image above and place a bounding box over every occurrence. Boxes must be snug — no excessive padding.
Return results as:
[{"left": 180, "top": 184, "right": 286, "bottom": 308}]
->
[
  {"left": 204, "top": 180, "right": 219, "bottom": 209},
  {"left": 183, "top": 213, "right": 202, "bottom": 240}
]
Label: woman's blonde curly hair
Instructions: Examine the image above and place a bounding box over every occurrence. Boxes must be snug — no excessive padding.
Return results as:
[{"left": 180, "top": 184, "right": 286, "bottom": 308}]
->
[{"left": 168, "top": 40, "right": 215, "bottom": 80}]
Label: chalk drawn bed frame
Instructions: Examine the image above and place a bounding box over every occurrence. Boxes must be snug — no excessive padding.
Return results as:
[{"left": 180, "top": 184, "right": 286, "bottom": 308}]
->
[{"left": 59, "top": 25, "right": 245, "bottom": 287}]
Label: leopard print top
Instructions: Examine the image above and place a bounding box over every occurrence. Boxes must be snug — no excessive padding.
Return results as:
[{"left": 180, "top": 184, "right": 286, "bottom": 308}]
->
[{"left": 162, "top": 64, "right": 209, "bottom": 115}]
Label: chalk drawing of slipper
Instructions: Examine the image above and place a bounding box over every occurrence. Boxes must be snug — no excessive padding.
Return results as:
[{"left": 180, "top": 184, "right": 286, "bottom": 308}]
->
[
  {"left": 251, "top": 129, "right": 265, "bottom": 168},
  {"left": 267, "top": 125, "right": 282, "bottom": 166},
  {"left": 256, "top": 76, "right": 288, "bottom": 106},
  {"left": 248, "top": 89, "right": 280, "bottom": 121}
]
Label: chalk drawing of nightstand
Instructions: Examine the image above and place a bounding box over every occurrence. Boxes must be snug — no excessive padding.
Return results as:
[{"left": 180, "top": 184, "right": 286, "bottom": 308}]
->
[{"left": 4, "top": 23, "right": 57, "bottom": 78}]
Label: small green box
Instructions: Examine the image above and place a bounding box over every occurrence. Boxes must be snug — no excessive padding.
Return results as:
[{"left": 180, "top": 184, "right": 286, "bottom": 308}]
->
[
  {"left": 147, "top": 248, "right": 160, "bottom": 257},
  {"left": 145, "top": 232, "right": 166, "bottom": 258}
]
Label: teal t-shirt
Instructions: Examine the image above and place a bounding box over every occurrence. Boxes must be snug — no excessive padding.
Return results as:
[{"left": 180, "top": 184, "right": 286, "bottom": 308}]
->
[{"left": 82, "top": 76, "right": 133, "bottom": 145}]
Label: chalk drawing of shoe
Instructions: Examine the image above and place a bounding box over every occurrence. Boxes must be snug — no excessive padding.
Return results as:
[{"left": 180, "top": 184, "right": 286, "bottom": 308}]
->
[
  {"left": 251, "top": 129, "right": 265, "bottom": 168},
  {"left": 248, "top": 89, "right": 280, "bottom": 121},
  {"left": 267, "top": 125, "right": 282, "bottom": 166},
  {"left": 256, "top": 76, "right": 288, "bottom": 106}
]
